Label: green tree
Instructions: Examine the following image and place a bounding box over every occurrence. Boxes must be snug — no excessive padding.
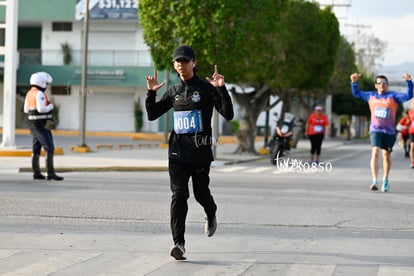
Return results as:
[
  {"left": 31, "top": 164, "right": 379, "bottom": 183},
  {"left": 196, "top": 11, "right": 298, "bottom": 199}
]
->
[
  {"left": 233, "top": 1, "right": 340, "bottom": 152},
  {"left": 280, "top": 2, "right": 340, "bottom": 116},
  {"left": 328, "top": 36, "right": 358, "bottom": 96},
  {"left": 138, "top": 0, "right": 340, "bottom": 154},
  {"left": 332, "top": 72, "right": 374, "bottom": 140},
  {"left": 138, "top": 0, "right": 252, "bottom": 76}
]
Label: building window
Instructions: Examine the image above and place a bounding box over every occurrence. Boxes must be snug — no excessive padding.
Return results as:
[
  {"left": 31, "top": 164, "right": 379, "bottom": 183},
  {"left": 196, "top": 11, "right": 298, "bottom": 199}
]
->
[
  {"left": 52, "top": 86, "right": 71, "bottom": 95},
  {"left": 0, "top": 28, "right": 4, "bottom": 46},
  {"left": 52, "top": 22, "right": 72, "bottom": 32},
  {"left": 17, "top": 86, "right": 71, "bottom": 96}
]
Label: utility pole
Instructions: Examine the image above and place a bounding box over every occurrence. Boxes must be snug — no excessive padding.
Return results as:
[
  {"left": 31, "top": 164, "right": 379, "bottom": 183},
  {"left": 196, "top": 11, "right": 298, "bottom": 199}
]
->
[
  {"left": 79, "top": 0, "right": 89, "bottom": 149},
  {"left": 163, "top": 70, "right": 170, "bottom": 144},
  {"left": 316, "top": 1, "right": 352, "bottom": 139},
  {"left": 318, "top": 1, "right": 353, "bottom": 135},
  {"left": 212, "top": 109, "right": 219, "bottom": 159},
  {"left": 344, "top": 23, "right": 371, "bottom": 69},
  {"left": 0, "top": 0, "right": 18, "bottom": 149}
]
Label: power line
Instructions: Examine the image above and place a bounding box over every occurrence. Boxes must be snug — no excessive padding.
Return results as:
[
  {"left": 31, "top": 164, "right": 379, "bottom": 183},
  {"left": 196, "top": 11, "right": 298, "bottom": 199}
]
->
[
  {"left": 314, "top": 0, "right": 351, "bottom": 21},
  {"left": 316, "top": 0, "right": 351, "bottom": 8},
  {"left": 344, "top": 23, "right": 371, "bottom": 29}
]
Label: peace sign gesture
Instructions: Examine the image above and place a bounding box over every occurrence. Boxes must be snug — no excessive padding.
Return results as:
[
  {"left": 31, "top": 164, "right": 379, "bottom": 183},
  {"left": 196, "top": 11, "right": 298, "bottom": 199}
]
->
[
  {"left": 206, "top": 64, "right": 225, "bottom": 87},
  {"left": 145, "top": 69, "right": 165, "bottom": 91}
]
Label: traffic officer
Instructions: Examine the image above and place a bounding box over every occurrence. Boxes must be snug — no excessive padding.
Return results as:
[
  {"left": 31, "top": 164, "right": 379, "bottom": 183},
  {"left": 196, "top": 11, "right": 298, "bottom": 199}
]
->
[
  {"left": 145, "top": 45, "right": 234, "bottom": 260},
  {"left": 23, "top": 71, "right": 63, "bottom": 181}
]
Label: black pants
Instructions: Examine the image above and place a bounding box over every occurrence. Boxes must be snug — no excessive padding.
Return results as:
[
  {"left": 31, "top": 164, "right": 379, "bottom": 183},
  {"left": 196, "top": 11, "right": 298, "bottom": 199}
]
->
[
  {"left": 309, "top": 133, "right": 324, "bottom": 155},
  {"left": 29, "top": 121, "right": 55, "bottom": 154},
  {"left": 402, "top": 134, "right": 409, "bottom": 154},
  {"left": 168, "top": 160, "right": 217, "bottom": 245}
]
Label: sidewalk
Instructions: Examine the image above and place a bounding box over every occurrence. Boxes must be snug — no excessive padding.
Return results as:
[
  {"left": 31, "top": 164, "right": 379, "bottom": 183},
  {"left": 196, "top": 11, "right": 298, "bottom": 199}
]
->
[{"left": 0, "top": 131, "right": 346, "bottom": 173}]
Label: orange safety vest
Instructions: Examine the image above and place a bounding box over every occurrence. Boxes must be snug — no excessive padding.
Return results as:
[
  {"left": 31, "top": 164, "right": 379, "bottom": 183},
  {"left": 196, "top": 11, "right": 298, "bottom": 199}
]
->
[{"left": 25, "top": 87, "right": 53, "bottom": 120}]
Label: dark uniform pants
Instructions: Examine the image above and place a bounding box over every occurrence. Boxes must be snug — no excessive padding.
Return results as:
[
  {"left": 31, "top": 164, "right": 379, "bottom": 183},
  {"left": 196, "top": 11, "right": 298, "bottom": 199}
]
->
[
  {"left": 169, "top": 160, "right": 217, "bottom": 245},
  {"left": 29, "top": 121, "right": 55, "bottom": 154}
]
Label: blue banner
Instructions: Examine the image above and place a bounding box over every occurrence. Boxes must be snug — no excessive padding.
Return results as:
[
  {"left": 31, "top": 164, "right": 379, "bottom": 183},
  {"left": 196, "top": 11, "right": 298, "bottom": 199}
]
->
[{"left": 76, "top": 0, "right": 138, "bottom": 20}]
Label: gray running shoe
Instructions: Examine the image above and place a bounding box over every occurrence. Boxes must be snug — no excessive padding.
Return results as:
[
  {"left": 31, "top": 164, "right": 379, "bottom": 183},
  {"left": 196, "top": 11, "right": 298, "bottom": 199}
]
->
[
  {"left": 170, "top": 243, "right": 186, "bottom": 260},
  {"left": 205, "top": 216, "right": 217, "bottom": 237}
]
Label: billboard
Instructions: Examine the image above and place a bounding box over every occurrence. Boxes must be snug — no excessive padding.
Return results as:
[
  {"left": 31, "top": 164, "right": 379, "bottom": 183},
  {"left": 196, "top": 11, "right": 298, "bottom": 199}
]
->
[{"left": 75, "top": 0, "right": 138, "bottom": 20}]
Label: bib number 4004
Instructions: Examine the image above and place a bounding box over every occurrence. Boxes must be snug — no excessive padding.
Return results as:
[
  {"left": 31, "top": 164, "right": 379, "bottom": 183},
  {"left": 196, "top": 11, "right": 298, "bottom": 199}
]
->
[{"left": 174, "top": 110, "right": 203, "bottom": 134}]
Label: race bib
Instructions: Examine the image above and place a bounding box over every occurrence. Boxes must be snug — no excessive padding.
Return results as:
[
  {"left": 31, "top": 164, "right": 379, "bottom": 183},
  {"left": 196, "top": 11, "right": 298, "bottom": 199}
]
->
[
  {"left": 174, "top": 110, "right": 204, "bottom": 134},
  {"left": 313, "top": 125, "right": 323, "bottom": 133},
  {"left": 374, "top": 107, "right": 390, "bottom": 119}
]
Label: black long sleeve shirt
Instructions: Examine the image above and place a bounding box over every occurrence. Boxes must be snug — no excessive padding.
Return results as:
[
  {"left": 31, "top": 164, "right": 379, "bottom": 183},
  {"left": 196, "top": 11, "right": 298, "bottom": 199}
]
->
[{"left": 146, "top": 75, "right": 234, "bottom": 163}]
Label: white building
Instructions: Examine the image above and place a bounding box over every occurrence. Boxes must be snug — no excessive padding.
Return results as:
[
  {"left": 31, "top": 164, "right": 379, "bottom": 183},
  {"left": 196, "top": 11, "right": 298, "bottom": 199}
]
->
[{"left": 0, "top": 0, "right": 180, "bottom": 134}]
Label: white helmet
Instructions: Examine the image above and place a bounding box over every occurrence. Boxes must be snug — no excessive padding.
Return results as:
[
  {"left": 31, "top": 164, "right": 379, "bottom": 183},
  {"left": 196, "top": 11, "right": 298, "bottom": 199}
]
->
[{"left": 30, "top": 72, "right": 53, "bottom": 89}]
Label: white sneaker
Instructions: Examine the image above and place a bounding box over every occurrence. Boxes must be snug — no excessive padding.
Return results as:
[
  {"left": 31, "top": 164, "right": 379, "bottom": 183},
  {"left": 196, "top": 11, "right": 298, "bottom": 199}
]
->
[
  {"left": 205, "top": 216, "right": 217, "bottom": 237},
  {"left": 170, "top": 243, "right": 186, "bottom": 260}
]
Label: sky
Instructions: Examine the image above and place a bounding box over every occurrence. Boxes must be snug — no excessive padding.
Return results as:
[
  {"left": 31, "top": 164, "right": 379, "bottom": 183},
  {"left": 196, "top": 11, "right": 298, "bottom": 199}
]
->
[{"left": 314, "top": 0, "right": 414, "bottom": 68}]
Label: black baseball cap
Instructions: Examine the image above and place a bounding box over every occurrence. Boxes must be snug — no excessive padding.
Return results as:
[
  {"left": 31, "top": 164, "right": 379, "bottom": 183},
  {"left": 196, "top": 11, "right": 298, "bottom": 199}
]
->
[{"left": 173, "top": 45, "right": 195, "bottom": 61}]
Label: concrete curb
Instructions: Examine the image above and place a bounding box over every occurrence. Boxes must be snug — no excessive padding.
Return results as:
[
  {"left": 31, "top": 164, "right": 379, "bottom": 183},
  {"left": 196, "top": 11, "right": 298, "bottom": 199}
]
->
[
  {"left": 19, "top": 166, "right": 169, "bottom": 173},
  {"left": 5, "top": 129, "right": 241, "bottom": 143},
  {"left": 0, "top": 147, "right": 65, "bottom": 157},
  {"left": 0, "top": 129, "right": 246, "bottom": 157},
  {"left": 17, "top": 156, "right": 269, "bottom": 173}
]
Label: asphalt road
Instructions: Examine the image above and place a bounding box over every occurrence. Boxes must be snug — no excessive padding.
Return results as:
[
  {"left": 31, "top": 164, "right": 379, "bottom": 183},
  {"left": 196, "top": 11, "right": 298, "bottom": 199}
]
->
[{"left": 0, "top": 142, "right": 414, "bottom": 275}]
